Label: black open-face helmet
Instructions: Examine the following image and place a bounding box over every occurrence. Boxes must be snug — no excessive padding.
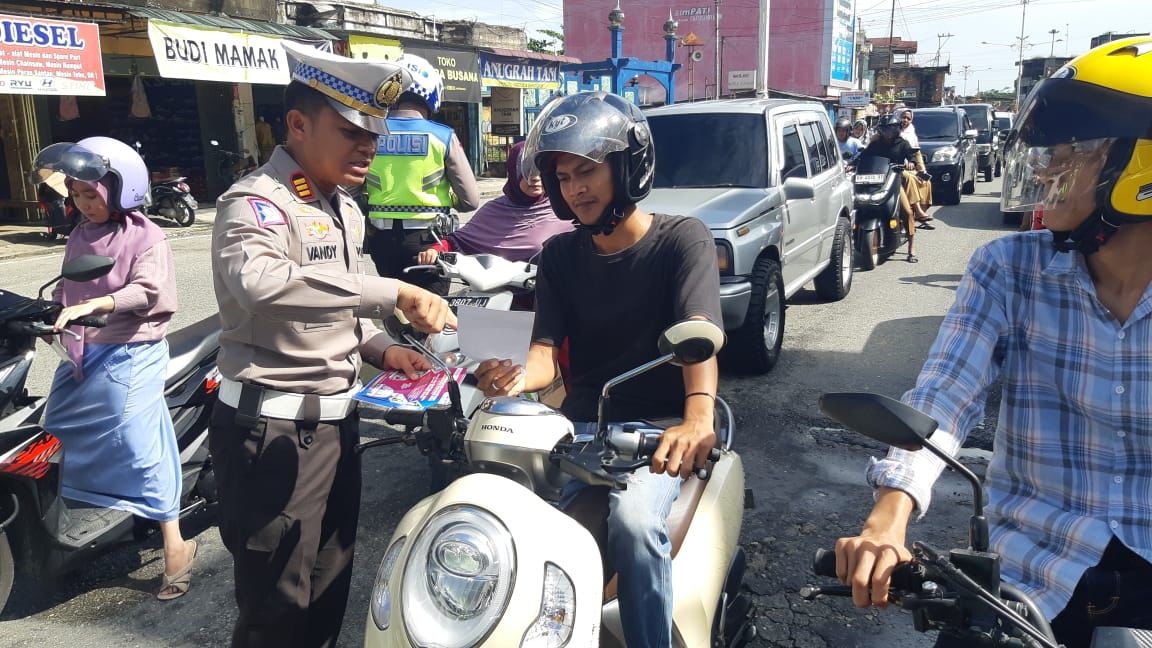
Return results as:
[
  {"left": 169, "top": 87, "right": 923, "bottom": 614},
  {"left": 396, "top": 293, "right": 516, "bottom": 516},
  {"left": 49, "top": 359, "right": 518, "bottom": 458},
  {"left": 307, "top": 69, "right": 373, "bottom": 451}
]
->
[{"left": 521, "top": 92, "right": 655, "bottom": 235}]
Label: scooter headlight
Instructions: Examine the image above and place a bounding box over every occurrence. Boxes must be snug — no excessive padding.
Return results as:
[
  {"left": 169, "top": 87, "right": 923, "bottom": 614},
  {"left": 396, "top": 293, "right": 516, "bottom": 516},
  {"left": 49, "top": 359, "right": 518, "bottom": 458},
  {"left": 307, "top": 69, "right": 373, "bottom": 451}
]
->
[
  {"left": 520, "top": 562, "right": 575, "bottom": 647},
  {"left": 402, "top": 505, "right": 515, "bottom": 647},
  {"left": 370, "top": 536, "right": 407, "bottom": 630}
]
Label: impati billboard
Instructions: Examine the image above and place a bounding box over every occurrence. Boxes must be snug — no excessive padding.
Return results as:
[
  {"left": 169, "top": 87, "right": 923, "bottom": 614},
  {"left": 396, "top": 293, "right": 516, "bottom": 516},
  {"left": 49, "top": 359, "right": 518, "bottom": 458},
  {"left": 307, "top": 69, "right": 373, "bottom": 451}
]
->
[
  {"left": 563, "top": 0, "right": 856, "bottom": 99},
  {"left": 0, "top": 14, "right": 105, "bottom": 96}
]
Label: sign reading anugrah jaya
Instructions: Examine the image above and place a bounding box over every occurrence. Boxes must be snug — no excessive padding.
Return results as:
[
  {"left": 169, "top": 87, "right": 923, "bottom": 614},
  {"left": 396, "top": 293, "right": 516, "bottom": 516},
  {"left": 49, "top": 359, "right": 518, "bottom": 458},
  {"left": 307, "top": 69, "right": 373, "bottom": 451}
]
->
[
  {"left": 147, "top": 20, "right": 290, "bottom": 84},
  {"left": 0, "top": 14, "right": 105, "bottom": 96}
]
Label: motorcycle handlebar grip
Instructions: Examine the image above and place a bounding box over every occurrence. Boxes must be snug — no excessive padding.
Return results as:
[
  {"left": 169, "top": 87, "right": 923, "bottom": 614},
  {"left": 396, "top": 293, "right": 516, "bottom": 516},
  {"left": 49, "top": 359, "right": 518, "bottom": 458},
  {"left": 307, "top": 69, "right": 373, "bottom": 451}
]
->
[
  {"left": 71, "top": 315, "right": 107, "bottom": 328},
  {"left": 382, "top": 408, "right": 425, "bottom": 429},
  {"left": 813, "top": 548, "right": 839, "bottom": 578}
]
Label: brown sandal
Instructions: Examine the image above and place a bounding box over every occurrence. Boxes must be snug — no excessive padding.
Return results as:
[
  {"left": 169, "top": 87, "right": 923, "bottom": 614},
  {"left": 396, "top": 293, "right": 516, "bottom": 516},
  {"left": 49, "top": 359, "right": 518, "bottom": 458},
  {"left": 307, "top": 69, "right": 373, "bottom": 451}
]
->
[{"left": 157, "top": 539, "right": 197, "bottom": 601}]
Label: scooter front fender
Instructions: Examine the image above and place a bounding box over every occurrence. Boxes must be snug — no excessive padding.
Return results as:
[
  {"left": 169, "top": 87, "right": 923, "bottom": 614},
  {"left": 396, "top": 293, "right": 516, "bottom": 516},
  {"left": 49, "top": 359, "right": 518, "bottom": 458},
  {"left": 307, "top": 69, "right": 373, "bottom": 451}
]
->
[{"left": 365, "top": 473, "right": 603, "bottom": 648}]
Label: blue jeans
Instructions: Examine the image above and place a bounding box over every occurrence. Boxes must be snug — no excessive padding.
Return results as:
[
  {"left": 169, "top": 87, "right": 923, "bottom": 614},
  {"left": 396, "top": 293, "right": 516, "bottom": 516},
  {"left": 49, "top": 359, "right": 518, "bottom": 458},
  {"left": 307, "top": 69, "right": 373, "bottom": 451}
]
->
[{"left": 562, "top": 422, "right": 682, "bottom": 647}]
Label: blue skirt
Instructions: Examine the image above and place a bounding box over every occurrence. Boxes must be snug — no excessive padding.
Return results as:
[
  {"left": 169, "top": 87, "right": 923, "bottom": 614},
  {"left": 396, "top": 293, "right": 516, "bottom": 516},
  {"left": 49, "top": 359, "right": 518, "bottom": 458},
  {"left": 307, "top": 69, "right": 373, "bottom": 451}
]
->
[{"left": 43, "top": 340, "right": 182, "bottom": 522}]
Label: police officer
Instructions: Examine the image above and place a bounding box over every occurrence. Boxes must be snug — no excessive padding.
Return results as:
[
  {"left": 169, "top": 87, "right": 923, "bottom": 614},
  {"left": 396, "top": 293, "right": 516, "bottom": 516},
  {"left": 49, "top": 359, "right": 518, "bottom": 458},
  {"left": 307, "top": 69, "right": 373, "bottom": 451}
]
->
[
  {"left": 364, "top": 54, "right": 480, "bottom": 295},
  {"left": 209, "top": 42, "right": 454, "bottom": 648}
]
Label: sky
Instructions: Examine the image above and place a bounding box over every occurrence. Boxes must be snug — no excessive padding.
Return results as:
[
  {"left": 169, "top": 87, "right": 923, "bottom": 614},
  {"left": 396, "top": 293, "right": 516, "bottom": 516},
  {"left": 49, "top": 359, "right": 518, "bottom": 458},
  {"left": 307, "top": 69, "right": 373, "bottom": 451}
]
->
[{"left": 380, "top": 0, "right": 1152, "bottom": 94}]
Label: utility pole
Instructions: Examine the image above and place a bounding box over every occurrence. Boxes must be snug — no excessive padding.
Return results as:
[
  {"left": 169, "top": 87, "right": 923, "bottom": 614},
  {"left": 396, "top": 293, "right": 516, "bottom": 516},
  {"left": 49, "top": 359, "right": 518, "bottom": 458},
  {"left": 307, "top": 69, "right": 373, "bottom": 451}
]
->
[
  {"left": 1014, "top": 0, "right": 1028, "bottom": 111},
  {"left": 934, "top": 32, "right": 954, "bottom": 67},
  {"left": 755, "top": 0, "right": 769, "bottom": 97},
  {"left": 961, "top": 65, "right": 972, "bottom": 97},
  {"left": 714, "top": 0, "right": 722, "bottom": 99},
  {"left": 885, "top": 0, "right": 897, "bottom": 86},
  {"left": 1048, "top": 28, "right": 1059, "bottom": 57}
]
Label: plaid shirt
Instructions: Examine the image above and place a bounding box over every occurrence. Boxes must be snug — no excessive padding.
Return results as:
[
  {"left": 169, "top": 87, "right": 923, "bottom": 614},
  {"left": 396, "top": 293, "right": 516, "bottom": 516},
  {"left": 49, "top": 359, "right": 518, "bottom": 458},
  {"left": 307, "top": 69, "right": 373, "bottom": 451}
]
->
[{"left": 867, "top": 231, "right": 1152, "bottom": 619}]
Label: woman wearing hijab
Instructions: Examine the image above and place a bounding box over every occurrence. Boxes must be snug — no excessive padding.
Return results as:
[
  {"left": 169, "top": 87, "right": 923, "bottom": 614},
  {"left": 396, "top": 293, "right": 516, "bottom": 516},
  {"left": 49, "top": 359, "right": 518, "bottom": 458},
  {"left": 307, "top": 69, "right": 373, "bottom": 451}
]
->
[
  {"left": 34, "top": 137, "right": 195, "bottom": 601},
  {"left": 417, "top": 142, "right": 573, "bottom": 264}
]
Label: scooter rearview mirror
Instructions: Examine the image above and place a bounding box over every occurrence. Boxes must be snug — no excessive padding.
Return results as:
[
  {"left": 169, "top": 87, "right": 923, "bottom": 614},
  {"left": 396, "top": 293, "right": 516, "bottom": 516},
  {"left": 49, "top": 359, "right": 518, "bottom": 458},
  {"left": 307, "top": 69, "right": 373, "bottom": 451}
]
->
[
  {"left": 41, "top": 255, "right": 117, "bottom": 300},
  {"left": 657, "top": 320, "right": 726, "bottom": 366},
  {"left": 820, "top": 392, "right": 989, "bottom": 550},
  {"left": 818, "top": 392, "right": 933, "bottom": 450}
]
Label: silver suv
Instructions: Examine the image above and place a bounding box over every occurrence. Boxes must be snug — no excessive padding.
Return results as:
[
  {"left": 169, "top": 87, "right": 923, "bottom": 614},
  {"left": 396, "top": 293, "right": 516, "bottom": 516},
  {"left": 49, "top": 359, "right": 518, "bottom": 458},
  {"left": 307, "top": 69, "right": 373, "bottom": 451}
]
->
[{"left": 642, "top": 99, "right": 855, "bottom": 374}]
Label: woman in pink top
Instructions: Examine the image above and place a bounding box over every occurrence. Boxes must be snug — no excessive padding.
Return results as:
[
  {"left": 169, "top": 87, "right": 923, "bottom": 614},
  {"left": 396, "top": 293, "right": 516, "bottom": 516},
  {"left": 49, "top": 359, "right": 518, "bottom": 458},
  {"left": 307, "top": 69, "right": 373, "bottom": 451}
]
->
[{"left": 34, "top": 137, "right": 196, "bottom": 601}]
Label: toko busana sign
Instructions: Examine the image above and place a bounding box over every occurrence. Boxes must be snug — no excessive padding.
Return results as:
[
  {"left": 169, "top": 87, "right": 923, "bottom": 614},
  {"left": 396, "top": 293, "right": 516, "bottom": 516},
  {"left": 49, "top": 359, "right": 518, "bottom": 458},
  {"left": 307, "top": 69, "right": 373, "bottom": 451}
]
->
[
  {"left": 0, "top": 14, "right": 105, "bottom": 96},
  {"left": 147, "top": 20, "right": 291, "bottom": 84}
]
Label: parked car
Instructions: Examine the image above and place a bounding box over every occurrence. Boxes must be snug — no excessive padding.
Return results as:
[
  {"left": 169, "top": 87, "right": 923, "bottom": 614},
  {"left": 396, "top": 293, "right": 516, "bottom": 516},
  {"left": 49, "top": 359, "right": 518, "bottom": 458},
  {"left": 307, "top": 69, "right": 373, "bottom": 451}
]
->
[
  {"left": 957, "top": 103, "right": 1002, "bottom": 181},
  {"left": 911, "top": 106, "right": 979, "bottom": 205},
  {"left": 642, "top": 99, "right": 855, "bottom": 374}
]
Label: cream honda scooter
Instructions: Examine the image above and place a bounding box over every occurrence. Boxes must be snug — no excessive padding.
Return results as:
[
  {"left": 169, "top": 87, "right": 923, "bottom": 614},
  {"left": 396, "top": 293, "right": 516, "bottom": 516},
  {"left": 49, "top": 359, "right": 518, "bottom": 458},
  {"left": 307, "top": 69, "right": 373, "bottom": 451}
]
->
[{"left": 361, "top": 320, "right": 757, "bottom": 648}]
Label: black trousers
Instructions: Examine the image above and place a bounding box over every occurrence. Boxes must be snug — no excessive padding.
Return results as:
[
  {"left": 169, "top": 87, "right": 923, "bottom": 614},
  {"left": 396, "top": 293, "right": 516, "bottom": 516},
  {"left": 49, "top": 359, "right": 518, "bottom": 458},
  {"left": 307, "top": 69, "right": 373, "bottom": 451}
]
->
[
  {"left": 209, "top": 402, "right": 362, "bottom": 648},
  {"left": 365, "top": 221, "right": 448, "bottom": 295},
  {"left": 933, "top": 537, "right": 1152, "bottom": 648}
]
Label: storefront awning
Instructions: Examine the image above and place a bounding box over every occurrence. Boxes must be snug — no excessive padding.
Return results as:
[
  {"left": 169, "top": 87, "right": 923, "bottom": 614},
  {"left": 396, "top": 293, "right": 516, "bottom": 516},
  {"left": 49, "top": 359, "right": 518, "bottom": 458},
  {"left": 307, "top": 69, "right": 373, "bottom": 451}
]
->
[{"left": 117, "top": 6, "right": 336, "bottom": 41}]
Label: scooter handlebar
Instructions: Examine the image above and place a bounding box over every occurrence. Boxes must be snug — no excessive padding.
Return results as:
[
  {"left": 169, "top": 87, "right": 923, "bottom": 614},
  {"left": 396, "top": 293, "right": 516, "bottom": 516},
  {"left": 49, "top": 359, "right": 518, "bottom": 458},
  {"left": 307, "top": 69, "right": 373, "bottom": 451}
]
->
[
  {"left": 380, "top": 408, "right": 425, "bottom": 429},
  {"left": 70, "top": 315, "right": 107, "bottom": 328}
]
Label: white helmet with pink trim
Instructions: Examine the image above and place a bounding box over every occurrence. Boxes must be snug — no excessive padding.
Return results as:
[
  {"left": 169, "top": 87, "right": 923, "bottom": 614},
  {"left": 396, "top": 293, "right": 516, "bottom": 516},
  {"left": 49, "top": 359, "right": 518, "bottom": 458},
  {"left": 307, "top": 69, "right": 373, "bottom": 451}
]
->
[{"left": 30, "top": 136, "right": 149, "bottom": 211}]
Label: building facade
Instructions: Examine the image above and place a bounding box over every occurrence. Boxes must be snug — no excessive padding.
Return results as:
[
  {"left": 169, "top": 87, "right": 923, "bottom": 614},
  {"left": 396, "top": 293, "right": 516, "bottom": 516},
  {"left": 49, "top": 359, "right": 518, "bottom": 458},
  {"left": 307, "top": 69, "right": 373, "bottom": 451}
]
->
[{"left": 563, "top": 0, "right": 857, "bottom": 102}]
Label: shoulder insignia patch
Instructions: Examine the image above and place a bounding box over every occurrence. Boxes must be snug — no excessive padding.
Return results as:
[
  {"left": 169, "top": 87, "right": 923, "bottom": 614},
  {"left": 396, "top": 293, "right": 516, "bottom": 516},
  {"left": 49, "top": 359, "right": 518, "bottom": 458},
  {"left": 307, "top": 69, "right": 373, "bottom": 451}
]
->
[
  {"left": 290, "top": 173, "right": 315, "bottom": 201},
  {"left": 248, "top": 198, "right": 286, "bottom": 228}
]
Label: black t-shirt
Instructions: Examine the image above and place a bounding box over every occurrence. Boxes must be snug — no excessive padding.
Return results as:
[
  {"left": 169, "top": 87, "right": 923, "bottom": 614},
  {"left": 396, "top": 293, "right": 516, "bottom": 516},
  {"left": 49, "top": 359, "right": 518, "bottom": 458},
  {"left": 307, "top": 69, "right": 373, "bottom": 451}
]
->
[
  {"left": 533, "top": 213, "right": 722, "bottom": 422},
  {"left": 862, "top": 136, "right": 915, "bottom": 165}
]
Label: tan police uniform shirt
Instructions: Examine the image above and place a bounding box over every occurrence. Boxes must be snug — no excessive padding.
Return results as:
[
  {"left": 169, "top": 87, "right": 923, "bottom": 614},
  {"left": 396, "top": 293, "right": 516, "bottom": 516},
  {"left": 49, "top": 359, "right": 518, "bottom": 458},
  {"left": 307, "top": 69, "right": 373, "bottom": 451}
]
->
[{"left": 212, "top": 146, "right": 399, "bottom": 395}]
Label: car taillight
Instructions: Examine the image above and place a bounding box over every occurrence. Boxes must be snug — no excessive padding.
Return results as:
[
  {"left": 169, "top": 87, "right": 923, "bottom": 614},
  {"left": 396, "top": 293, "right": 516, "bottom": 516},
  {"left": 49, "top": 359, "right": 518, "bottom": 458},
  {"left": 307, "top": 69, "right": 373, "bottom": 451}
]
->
[{"left": 176, "top": 182, "right": 190, "bottom": 193}]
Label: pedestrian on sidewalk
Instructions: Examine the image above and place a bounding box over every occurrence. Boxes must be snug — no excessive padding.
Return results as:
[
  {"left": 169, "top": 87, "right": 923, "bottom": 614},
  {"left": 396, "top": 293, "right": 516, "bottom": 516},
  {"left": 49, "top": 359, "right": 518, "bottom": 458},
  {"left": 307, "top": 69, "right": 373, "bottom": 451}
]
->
[
  {"left": 208, "top": 43, "right": 453, "bottom": 648},
  {"left": 363, "top": 54, "right": 480, "bottom": 295}
]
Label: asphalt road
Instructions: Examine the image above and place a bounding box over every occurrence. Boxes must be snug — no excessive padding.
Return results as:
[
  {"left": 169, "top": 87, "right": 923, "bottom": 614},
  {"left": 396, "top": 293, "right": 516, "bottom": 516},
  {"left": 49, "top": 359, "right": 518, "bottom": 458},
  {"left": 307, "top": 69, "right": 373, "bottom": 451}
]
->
[{"left": 0, "top": 181, "right": 1011, "bottom": 647}]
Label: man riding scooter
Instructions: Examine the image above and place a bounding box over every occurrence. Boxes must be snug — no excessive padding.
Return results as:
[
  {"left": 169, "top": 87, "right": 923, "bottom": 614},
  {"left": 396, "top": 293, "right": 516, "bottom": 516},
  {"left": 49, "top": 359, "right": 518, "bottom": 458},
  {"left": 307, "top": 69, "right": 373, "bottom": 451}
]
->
[
  {"left": 860, "top": 114, "right": 934, "bottom": 262},
  {"left": 475, "top": 91, "right": 722, "bottom": 647},
  {"left": 833, "top": 37, "right": 1152, "bottom": 648}
]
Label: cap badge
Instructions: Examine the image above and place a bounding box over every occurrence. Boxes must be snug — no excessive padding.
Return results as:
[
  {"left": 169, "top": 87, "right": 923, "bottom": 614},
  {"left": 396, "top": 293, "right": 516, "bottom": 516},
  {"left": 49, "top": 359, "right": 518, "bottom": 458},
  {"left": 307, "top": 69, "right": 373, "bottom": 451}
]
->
[{"left": 375, "top": 71, "right": 405, "bottom": 109}]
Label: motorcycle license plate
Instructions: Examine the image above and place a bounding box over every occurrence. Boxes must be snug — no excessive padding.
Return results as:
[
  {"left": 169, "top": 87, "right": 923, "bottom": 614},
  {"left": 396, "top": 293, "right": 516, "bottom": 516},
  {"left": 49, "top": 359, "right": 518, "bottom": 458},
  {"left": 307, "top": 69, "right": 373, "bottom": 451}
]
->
[
  {"left": 855, "top": 174, "right": 886, "bottom": 184},
  {"left": 447, "top": 296, "right": 491, "bottom": 309}
]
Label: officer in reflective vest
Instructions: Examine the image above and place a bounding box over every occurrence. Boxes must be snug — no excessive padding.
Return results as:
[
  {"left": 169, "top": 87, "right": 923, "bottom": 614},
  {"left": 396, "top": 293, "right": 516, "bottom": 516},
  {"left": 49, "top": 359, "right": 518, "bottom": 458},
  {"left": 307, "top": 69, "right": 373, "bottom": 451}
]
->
[{"left": 364, "top": 54, "right": 480, "bottom": 295}]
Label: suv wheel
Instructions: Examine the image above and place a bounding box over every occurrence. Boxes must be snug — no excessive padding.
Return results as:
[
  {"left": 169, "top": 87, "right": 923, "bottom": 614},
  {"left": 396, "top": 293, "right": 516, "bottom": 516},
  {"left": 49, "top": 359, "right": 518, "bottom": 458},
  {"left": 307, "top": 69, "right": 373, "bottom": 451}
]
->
[
  {"left": 724, "top": 257, "right": 785, "bottom": 375},
  {"left": 962, "top": 169, "right": 977, "bottom": 195},
  {"left": 940, "top": 171, "right": 962, "bottom": 205},
  {"left": 815, "top": 217, "right": 853, "bottom": 300}
]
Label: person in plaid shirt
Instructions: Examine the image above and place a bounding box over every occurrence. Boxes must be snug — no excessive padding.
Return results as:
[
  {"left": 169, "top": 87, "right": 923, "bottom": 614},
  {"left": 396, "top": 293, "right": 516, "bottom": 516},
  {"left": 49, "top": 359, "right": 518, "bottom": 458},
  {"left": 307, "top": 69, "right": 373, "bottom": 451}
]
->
[{"left": 833, "top": 37, "right": 1152, "bottom": 648}]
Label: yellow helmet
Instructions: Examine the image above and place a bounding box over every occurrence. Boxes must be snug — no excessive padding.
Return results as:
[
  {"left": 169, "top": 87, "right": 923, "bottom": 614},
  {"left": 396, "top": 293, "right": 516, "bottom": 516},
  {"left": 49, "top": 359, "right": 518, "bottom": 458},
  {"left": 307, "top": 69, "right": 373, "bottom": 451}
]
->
[{"left": 1002, "top": 36, "right": 1152, "bottom": 225}]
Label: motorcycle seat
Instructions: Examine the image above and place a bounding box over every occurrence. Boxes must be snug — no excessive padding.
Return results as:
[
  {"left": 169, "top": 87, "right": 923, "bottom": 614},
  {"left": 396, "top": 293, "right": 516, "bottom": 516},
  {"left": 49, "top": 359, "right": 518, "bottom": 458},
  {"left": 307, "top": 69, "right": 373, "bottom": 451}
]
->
[{"left": 165, "top": 315, "right": 220, "bottom": 388}]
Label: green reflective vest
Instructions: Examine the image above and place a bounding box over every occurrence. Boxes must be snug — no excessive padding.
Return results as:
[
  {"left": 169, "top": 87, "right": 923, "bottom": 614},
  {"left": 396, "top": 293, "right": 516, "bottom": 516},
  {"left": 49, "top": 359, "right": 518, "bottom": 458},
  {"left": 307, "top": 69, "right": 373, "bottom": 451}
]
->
[{"left": 365, "top": 117, "right": 455, "bottom": 221}]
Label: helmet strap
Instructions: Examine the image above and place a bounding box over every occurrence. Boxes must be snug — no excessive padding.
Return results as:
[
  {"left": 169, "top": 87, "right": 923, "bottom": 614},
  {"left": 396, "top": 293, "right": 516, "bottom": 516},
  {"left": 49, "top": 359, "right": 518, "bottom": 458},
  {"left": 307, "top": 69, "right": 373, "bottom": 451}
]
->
[
  {"left": 573, "top": 201, "right": 631, "bottom": 236},
  {"left": 1051, "top": 211, "right": 1120, "bottom": 255}
]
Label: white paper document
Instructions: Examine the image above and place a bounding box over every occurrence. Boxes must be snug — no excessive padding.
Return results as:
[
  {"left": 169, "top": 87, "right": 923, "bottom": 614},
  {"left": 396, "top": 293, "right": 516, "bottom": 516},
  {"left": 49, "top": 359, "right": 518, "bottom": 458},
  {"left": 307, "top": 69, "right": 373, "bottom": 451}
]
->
[{"left": 456, "top": 306, "right": 536, "bottom": 368}]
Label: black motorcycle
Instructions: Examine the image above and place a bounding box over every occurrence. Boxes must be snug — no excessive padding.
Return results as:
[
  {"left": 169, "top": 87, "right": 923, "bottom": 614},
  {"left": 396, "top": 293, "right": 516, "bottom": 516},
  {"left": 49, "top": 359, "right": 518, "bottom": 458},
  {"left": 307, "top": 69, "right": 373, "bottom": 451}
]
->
[
  {"left": 848, "top": 154, "right": 906, "bottom": 271},
  {"left": 0, "top": 255, "right": 220, "bottom": 614},
  {"left": 147, "top": 176, "right": 197, "bottom": 227},
  {"left": 210, "top": 140, "right": 257, "bottom": 184},
  {"left": 802, "top": 392, "right": 1149, "bottom": 648}
]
